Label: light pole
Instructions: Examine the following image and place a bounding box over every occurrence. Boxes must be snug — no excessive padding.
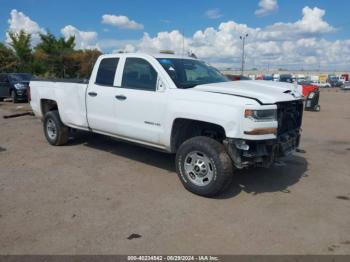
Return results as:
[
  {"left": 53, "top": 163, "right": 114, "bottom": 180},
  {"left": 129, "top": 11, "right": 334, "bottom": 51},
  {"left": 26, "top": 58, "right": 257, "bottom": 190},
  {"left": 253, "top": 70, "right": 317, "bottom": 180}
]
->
[{"left": 240, "top": 34, "right": 248, "bottom": 76}]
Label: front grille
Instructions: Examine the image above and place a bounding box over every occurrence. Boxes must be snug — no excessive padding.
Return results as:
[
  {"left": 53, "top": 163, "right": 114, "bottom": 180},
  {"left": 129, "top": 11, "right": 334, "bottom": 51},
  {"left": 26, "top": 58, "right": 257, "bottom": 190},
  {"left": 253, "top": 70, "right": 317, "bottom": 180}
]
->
[{"left": 276, "top": 100, "right": 303, "bottom": 136}]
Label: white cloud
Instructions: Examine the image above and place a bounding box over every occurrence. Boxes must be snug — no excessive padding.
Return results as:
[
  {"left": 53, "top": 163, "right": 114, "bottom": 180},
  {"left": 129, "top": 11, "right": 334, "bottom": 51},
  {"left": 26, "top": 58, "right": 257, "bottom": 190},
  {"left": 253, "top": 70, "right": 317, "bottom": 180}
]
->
[
  {"left": 205, "top": 8, "right": 223, "bottom": 19},
  {"left": 295, "top": 6, "right": 334, "bottom": 34},
  {"left": 120, "top": 6, "right": 348, "bottom": 70},
  {"left": 258, "top": 6, "right": 335, "bottom": 41},
  {"left": 102, "top": 14, "right": 144, "bottom": 30},
  {"left": 255, "top": 0, "right": 278, "bottom": 17},
  {"left": 61, "top": 25, "right": 99, "bottom": 50},
  {"left": 137, "top": 31, "right": 190, "bottom": 55},
  {"left": 4, "top": 7, "right": 348, "bottom": 70},
  {"left": 6, "top": 9, "right": 46, "bottom": 44}
]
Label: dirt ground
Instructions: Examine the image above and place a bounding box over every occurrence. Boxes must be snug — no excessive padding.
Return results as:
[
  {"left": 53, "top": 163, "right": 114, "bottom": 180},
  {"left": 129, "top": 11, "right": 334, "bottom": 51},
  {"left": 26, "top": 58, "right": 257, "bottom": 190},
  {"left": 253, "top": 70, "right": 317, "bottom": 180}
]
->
[{"left": 0, "top": 89, "right": 349, "bottom": 255}]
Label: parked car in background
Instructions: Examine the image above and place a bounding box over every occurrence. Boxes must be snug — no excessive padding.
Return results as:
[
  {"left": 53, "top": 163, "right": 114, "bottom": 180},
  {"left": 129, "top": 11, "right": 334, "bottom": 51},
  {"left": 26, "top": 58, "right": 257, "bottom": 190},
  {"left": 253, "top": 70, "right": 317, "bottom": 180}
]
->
[
  {"left": 279, "top": 74, "right": 293, "bottom": 83},
  {"left": 296, "top": 74, "right": 305, "bottom": 83},
  {"left": 0, "top": 73, "right": 32, "bottom": 102},
  {"left": 248, "top": 74, "right": 256, "bottom": 80},
  {"left": 297, "top": 79, "right": 313, "bottom": 86},
  {"left": 225, "top": 74, "right": 251, "bottom": 81},
  {"left": 273, "top": 74, "right": 280, "bottom": 82},
  {"left": 341, "top": 81, "right": 350, "bottom": 90},
  {"left": 310, "top": 75, "right": 319, "bottom": 83},
  {"left": 328, "top": 79, "right": 343, "bottom": 88},
  {"left": 311, "top": 81, "right": 331, "bottom": 88},
  {"left": 341, "top": 74, "right": 349, "bottom": 82},
  {"left": 319, "top": 74, "right": 328, "bottom": 83},
  {"left": 263, "top": 74, "right": 273, "bottom": 81},
  {"left": 328, "top": 75, "right": 343, "bottom": 88}
]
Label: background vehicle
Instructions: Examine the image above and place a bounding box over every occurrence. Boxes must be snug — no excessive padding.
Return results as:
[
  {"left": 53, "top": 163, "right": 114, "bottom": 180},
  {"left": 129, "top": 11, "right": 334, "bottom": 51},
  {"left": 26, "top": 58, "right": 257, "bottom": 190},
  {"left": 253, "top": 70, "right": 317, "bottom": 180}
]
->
[
  {"left": 0, "top": 73, "right": 32, "bottom": 102},
  {"left": 225, "top": 74, "right": 251, "bottom": 81},
  {"left": 328, "top": 75, "right": 343, "bottom": 88},
  {"left": 263, "top": 74, "right": 273, "bottom": 81},
  {"left": 311, "top": 81, "right": 331, "bottom": 88},
  {"left": 29, "top": 53, "right": 303, "bottom": 197},
  {"left": 319, "top": 74, "right": 328, "bottom": 83},
  {"left": 273, "top": 74, "right": 280, "bottom": 82},
  {"left": 279, "top": 74, "right": 293, "bottom": 83},
  {"left": 300, "top": 81, "right": 321, "bottom": 111},
  {"left": 341, "top": 74, "right": 349, "bottom": 82},
  {"left": 341, "top": 81, "right": 350, "bottom": 90}
]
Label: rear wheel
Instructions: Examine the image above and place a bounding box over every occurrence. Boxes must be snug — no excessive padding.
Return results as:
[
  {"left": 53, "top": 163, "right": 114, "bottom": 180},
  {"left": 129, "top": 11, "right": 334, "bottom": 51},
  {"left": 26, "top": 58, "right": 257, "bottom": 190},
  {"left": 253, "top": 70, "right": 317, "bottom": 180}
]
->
[
  {"left": 176, "top": 136, "right": 233, "bottom": 197},
  {"left": 43, "top": 110, "right": 69, "bottom": 146}
]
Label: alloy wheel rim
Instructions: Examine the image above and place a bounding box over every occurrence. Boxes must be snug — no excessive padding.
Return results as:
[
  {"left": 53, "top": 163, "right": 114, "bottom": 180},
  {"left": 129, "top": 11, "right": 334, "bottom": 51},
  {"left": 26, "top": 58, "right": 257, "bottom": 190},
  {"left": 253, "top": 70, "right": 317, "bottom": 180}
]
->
[
  {"left": 46, "top": 119, "right": 57, "bottom": 140},
  {"left": 184, "top": 151, "right": 214, "bottom": 186}
]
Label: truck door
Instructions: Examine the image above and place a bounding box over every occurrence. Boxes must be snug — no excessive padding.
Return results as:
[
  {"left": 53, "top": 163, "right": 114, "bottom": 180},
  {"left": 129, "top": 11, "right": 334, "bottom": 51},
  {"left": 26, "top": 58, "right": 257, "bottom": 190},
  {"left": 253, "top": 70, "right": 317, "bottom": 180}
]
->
[
  {"left": 113, "top": 57, "right": 167, "bottom": 145},
  {"left": 86, "top": 57, "right": 121, "bottom": 134}
]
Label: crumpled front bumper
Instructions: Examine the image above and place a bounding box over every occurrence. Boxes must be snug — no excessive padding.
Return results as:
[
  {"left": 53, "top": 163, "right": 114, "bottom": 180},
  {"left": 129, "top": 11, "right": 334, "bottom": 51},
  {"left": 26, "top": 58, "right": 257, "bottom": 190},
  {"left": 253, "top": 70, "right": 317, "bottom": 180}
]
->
[{"left": 224, "top": 129, "right": 301, "bottom": 169}]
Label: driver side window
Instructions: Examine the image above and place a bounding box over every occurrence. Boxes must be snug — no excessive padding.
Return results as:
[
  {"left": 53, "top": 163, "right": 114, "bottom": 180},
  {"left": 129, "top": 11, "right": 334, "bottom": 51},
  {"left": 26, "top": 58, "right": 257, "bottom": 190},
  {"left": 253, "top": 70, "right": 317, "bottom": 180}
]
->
[{"left": 122, "top": 58, "right": 158, "bottom": 91}]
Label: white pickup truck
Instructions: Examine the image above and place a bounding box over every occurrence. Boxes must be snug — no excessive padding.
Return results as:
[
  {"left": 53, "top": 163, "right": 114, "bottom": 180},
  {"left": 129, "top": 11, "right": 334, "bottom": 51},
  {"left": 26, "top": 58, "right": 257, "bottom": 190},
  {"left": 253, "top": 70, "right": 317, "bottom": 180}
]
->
[{"left": 29, "top": 53, "right": 304, "bottom": 197}]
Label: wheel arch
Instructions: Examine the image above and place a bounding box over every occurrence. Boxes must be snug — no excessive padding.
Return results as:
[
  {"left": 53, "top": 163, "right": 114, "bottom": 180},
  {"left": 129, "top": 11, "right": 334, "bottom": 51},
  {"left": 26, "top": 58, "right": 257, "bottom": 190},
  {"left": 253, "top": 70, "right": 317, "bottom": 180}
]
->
[
  {"left": 170, "top": 118, "right": 226, "bottom": 153},
  {"left": 40, "top": 99, "right": 59, "bottom": 117}
]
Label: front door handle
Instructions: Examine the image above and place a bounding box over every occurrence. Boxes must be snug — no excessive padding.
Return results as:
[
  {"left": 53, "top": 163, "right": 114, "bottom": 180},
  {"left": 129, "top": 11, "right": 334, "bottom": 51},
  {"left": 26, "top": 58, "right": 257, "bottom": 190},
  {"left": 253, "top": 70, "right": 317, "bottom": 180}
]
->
[
  {"left": 88, "top": 92, "right": 98, "bottom": 97},
  {"left": 115, "top": 95, "right": 127, "bottom": 101}
]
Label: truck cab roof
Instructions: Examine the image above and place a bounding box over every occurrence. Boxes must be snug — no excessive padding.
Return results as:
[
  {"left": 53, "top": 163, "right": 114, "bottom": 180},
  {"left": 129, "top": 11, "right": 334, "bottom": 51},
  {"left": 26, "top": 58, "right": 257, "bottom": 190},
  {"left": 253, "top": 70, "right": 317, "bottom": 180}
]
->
[{"left": 100, "top": 52, "right": 197, "bottom": 60}]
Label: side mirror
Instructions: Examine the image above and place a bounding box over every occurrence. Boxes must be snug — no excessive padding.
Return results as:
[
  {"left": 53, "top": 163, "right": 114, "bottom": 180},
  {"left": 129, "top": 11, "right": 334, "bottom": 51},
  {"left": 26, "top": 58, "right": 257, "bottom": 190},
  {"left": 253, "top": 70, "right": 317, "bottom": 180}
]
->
[{"left": 157, "top": 78, "right": 166, "bottom": 92}]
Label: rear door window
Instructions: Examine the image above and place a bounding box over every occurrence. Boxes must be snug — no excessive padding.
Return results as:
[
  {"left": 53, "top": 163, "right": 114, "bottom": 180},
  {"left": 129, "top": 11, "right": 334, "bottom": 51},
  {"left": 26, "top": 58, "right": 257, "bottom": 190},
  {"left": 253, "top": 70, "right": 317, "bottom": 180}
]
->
[{"left": 95, "top": 58, "right": 119, "bottom": 86}]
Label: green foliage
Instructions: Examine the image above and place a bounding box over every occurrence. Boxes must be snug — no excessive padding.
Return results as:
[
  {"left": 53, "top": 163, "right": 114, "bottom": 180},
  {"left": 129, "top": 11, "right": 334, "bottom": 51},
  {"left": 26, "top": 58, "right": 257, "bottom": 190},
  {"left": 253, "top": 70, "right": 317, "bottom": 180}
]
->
[
  {"left": 35, "top": 32, "right": 76, "bottom": 78},
  {"left": 0, "top": 43, "right": 19, "bottom": 72},
  {"left": 8, "top": 30, "right": 33, "bottom": 72},
  {"left": 2, "top": 30, "right": 102, "bottom": 79}
]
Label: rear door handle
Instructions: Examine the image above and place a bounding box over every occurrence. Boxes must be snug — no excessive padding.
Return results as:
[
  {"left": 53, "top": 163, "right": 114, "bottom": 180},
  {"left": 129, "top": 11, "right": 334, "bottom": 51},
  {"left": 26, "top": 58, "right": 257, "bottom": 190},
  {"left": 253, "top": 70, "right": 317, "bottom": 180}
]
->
[
  {"left": 115, "top": 95, "right": 127, "bottom": 101},
  {"left": 88, "top": 92, "right": 97, "bottom": 97}
]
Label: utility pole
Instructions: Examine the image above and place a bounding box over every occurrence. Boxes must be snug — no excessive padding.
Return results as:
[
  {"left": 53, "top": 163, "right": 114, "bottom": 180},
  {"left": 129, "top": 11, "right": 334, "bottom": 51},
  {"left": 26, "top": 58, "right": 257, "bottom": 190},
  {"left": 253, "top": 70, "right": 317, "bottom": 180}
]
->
[{"left": 240, "top": 34, "right": 248, "bottom": 76}]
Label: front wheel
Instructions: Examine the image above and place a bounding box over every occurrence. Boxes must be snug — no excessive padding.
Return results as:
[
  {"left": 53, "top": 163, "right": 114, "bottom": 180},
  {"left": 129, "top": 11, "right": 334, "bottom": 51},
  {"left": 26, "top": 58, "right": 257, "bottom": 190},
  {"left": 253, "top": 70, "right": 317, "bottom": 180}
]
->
[
  {"left": 11, "top": 90, "right": 18, "bottom": 103},
  {"left": 176, "top": 136, "right": 233, "bottom": 197},
  {"left": 43, "top": 110, "right": 69, "bottom": 146}
]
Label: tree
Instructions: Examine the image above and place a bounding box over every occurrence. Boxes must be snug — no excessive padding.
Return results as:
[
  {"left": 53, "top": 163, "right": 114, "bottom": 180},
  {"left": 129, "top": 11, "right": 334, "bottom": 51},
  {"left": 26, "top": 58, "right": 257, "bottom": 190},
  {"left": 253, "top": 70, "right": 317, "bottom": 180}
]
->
[
  {"left": 0, "top": 43, "right": 19, "bottom": 72},
  {"left": 8, "top": 30, "right": 33, "bottom": 72},
  {"left": 35, "top": 32, "right": 76, "bottom": 78},
  {"left": 70, "top": 49, "right": 102, "bottom": 78},
  {"left": 2, "top": 30, "right": 101, "bottom": 78}
]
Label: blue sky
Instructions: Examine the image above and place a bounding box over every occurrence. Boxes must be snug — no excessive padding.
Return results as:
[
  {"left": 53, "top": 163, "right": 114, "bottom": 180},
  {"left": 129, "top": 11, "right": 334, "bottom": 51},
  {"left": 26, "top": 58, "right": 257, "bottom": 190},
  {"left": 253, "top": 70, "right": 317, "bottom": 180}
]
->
[{"left": 1, "top": 0, "right": 350, "bottom": 70}]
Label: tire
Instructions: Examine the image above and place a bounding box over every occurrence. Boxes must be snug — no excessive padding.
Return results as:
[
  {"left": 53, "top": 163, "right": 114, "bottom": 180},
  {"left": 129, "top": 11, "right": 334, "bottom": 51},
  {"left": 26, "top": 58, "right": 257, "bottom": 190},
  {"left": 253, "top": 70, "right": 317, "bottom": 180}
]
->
[
  {"left": 176, "top": 136, "right": 233, "bottom": 197},
  {"left": 43, "top": 110, "right": 69, "bottom": 146},
  {"left": 11, "top": 90, "right": 18, "bottom": 103}
]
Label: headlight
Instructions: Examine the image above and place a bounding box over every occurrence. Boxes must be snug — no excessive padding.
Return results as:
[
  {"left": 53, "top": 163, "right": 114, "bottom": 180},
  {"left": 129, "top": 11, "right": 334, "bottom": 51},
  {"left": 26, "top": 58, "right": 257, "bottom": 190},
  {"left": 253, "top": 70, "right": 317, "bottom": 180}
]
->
[
  {"left": 14, "top": 83, "right": 26, "bottom": 89},
  {"left": 308, "top": 92, "right": 315, "bottom": 99},
  {"left": 245, "top": 109, "right": 277, "bottom": 122}
]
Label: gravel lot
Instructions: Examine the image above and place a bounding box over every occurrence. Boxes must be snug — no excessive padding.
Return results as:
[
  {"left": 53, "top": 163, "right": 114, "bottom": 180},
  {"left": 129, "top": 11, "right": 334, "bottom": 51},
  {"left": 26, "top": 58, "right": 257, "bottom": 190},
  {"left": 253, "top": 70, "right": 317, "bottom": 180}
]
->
[{"left": 0, "top": 89, "right": 349, "bottom": 255}]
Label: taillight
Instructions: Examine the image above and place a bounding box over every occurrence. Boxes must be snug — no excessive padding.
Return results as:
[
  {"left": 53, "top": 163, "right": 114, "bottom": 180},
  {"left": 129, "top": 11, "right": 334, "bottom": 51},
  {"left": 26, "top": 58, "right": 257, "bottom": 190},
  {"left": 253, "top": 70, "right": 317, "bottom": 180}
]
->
[{"left": 27, "top": 85, "right": 31, "bottom": 102}]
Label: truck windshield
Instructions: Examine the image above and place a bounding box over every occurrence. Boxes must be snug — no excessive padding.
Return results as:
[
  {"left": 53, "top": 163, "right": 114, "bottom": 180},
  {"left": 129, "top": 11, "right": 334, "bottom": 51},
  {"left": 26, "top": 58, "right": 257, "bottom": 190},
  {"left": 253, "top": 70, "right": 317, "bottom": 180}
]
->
[{"left": 157, "top": 58, "right": 228, "bottom": 89}]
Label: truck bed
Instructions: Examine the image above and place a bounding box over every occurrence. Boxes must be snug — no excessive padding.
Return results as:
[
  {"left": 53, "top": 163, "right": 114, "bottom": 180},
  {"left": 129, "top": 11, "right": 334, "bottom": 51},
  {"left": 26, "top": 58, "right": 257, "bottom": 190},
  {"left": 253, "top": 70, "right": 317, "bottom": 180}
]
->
[{"left": 30, "top": 80, "right": 89, "bottom": 130}]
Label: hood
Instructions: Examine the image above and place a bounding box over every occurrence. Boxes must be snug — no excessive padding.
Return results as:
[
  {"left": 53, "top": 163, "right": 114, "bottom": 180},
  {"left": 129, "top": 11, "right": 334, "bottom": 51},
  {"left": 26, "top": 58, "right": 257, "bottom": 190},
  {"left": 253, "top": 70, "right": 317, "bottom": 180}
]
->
[{"left": 193, "top": 80, "right": 303, "bottom": 104}]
